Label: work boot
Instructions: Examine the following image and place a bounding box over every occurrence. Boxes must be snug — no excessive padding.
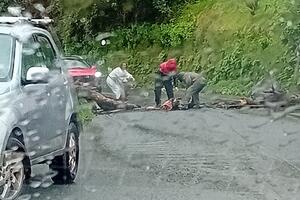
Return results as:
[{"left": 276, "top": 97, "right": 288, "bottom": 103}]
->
[
  {"left": 188, "top": 103, "right": 195, "bottom": 109},
  {"left": 193, "top": 105, "right": 201, "bottom": 109}
]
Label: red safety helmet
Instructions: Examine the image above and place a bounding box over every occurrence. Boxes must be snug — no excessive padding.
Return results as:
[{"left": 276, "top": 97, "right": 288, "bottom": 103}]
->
[{"left": 160, "top": 58, "right": 177, "bottom": 75}]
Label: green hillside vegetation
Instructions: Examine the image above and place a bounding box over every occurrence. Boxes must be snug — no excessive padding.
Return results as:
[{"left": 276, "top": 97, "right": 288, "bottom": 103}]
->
[
  {"left": 59, "top": 0, "right": 300, "bottom": 95},
  {"left": 48, "top": 0, "right": 300, "bottom": 95}
]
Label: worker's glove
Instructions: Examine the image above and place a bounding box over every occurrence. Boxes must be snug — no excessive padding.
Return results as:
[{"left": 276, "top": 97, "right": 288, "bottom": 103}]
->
[{"left": 174, "top": 87, "right": 179, "bottom": 92}]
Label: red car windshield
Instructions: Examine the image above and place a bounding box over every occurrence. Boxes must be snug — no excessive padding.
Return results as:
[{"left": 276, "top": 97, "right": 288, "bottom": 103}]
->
[{"left": 64, "top": 59, "right": 89, "bottom": 69}]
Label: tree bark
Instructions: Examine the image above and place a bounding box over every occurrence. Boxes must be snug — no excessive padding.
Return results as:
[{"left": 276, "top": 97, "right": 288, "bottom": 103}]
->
[{"left": 75, "top": 83, "right": 140, "bottom": 111}]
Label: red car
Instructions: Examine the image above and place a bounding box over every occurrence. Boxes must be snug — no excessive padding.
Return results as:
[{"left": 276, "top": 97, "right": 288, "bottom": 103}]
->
[{"left": 63, "top": 56, "right": 102, "bottom": 92}]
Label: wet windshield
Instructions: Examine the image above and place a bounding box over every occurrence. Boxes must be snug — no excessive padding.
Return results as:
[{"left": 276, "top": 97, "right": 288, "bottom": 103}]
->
[
  {"left": 0, "top": 34, "right": 13, "bottom": 81},
  {"left": 1, "top": 1, "right": 300, "bottom": 200}
]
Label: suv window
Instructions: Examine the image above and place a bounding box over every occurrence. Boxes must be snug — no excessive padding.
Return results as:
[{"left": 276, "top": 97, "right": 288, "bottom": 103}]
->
[
  {"left": 21, "top": 36, "right": 43, "bottom": 83},
  {"left": 0, "top": 34, "right": 14, "bottom": 82},
  {"left": 36, "top": 34, "right": 56, "bottom": 70}
]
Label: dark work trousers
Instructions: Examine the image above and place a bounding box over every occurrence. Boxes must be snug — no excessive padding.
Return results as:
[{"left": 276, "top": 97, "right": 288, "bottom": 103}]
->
[
  {"left": 183, "top": 79, "right": 206, "bottom": 107},
  {"left": 154, "top": 73, "right": 174, "bottom": 106}
]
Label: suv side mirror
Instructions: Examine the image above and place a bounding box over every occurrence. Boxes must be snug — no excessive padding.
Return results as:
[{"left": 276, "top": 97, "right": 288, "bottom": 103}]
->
[{"left": 26, "top": 67, "right": 49, "bottom": 83}]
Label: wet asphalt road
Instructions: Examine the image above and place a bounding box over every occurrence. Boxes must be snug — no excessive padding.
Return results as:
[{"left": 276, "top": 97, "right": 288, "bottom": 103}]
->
[{"left": 23, "top": 106, "right": 300, "bottom": 200}]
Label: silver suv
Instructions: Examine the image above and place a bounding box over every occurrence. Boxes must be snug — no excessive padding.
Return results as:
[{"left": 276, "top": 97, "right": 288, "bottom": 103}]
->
[{"left": 0, "top": 18, "right": 81, "bottom": 199}]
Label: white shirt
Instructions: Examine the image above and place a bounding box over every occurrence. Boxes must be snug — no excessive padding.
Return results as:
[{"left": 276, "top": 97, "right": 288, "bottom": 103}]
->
[{"left": 108, "top": 67, "right": 134, "bottom": 83}]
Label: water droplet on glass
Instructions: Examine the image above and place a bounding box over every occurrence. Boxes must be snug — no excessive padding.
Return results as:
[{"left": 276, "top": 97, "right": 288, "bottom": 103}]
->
[
  {"left": 141, "top": 91, "right": 149, "bottom": 97},
  {"left": 32, "top": 112, "right": 41, "bottom": 120},
  {"left": 34, "top": 4, "right": 46, "bottom": 13},
  {"left": 33, "top": 193, "right": 40, "bottom": 198},
  {"left": 31, "top": 136, "right": 40, "bottom": 142},
  {"left": 51, "top": 87, "right": 61, "bottom": 94},
  {"left": 24, "top": 138, "right": 29, "bottom": 144},
  {"left": 10, "top": 145, "right": 19, "bottom": 151},
  {"left": 15, "top": 130, "right": 22, "bottom": 136},
  {"left": 23, "top": 12, "right": 32, "bottom": 18},
  {"left": 36, "top": 52, "right": 43, "bottom": 57},
  {"left": 279, "top": 17, "right": 285, "bottom": 23},
  {"left": 41, "top": 180, "right": 53, "bottom": 188},
  {"left": 287, "top": 20, "right": 293, "bottom": 27},
  {"left": 20, "top": 119, "right": 30, "bottom": 126},
  {"left": 37, "top": 98, "right": 48, "bottom": 106},
  {"left": 85, "top": 186, "right": 97, "bottom": 193},
  {"left": 89, "top": 136, "right": 95, "bottom": 141},
  {"left": 46, "top": 155, "right": 54, "bottom": 160},
  {"left": 80, "top": 18, "right": 87, "bottom": 23},
  {"left": 32, "top": 42, "right": 41, "bottom": 49},
  {"left": 56, "top": 130, "right": 63, "bottom": 135},
  {"left": 41, "top": 145, "right": 50, "bottom": 150},
  {"left": 8, "top": 7, "right": 22, "bottom": 17},
  {"left": 16, "top": 194, "right": 31, "bottom": 200},
  {"left": 26, "top": 129, "right": 38, "bottom": 137},
  {"left": 22, "top": 48, "right": 35, "bottom": 56},
  {"left": 11, "top": 24, "right": 34, "bottom": 43},
  {"left": 75, "top": 43, "right": 82, "bottom": 48},
  {"left": 47, "top": 170, "right": 58, "bottom": 178},
  {"left": 30, "top": 180, "right": 42, "bottom": 188},
  {"left": 27, "top": 151, "right": 36, "bottom": 157}
]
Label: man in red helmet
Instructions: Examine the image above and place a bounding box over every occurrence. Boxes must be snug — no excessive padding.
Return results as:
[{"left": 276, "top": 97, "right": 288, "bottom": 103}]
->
[{"left": 154, "top": 58, "right": 177, "bottom": 107}]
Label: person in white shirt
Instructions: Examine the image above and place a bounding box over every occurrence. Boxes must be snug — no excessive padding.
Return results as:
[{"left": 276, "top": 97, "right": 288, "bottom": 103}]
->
[{"left": 106, "top": 63, "right": 135, "bottom": 100}]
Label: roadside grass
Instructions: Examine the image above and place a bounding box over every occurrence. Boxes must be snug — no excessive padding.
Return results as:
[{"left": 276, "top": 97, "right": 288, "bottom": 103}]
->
[{"left": 78, "top": 98, "right": 94, "bottom": 125}]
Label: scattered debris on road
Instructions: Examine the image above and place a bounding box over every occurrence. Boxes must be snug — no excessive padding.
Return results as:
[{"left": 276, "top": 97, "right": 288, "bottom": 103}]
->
[{"left": 75, "top": 79, "right": 300, "bottom": 115}]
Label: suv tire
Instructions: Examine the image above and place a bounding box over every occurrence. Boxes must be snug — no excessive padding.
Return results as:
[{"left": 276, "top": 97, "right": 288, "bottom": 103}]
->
[{"left": 50, "top": 123, "right": 79, "bottom": 184}]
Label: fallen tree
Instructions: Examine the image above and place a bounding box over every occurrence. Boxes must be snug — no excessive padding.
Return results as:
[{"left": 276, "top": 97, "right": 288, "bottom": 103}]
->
[{"left": 74, "top": 82, "right": 140, "bottom": 112}]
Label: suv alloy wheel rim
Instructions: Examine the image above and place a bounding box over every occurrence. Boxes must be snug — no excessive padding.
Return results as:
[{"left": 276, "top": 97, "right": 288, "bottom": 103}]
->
[
  {"left": 68, "top": 133, "right": 77, "bottom": 177},
  {"left": 0, "top": 151, "right": 24, "bottom": 199}
]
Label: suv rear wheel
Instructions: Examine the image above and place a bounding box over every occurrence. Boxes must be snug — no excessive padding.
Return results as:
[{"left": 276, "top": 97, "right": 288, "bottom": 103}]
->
[{"left": 50, "top": 123, "right": 79, "bottom": 184}]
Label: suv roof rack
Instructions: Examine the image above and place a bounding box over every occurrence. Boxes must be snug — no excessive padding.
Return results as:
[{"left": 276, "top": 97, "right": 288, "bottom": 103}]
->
[{"left": 0, "top": 17, "right": 53, "bottom": 26}]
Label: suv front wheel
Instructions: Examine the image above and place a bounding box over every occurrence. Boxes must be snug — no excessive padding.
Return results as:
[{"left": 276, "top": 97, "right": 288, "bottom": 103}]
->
[
  {"left": 50, "top": 123, "right": 79, "bottom": 184},
  {"left": 0, "top": 133, "right": 30, "bottom": 200}
]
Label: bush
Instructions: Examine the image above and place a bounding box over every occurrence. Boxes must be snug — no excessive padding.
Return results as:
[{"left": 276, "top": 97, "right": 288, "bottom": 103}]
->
[{"left": 112, "top": 20, "right": 195, "bottom": 49}]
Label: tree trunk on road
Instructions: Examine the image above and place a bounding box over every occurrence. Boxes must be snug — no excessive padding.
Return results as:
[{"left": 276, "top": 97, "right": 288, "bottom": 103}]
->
[{"left": 75, "top": 83, "right": 140, "bottom": 111}]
